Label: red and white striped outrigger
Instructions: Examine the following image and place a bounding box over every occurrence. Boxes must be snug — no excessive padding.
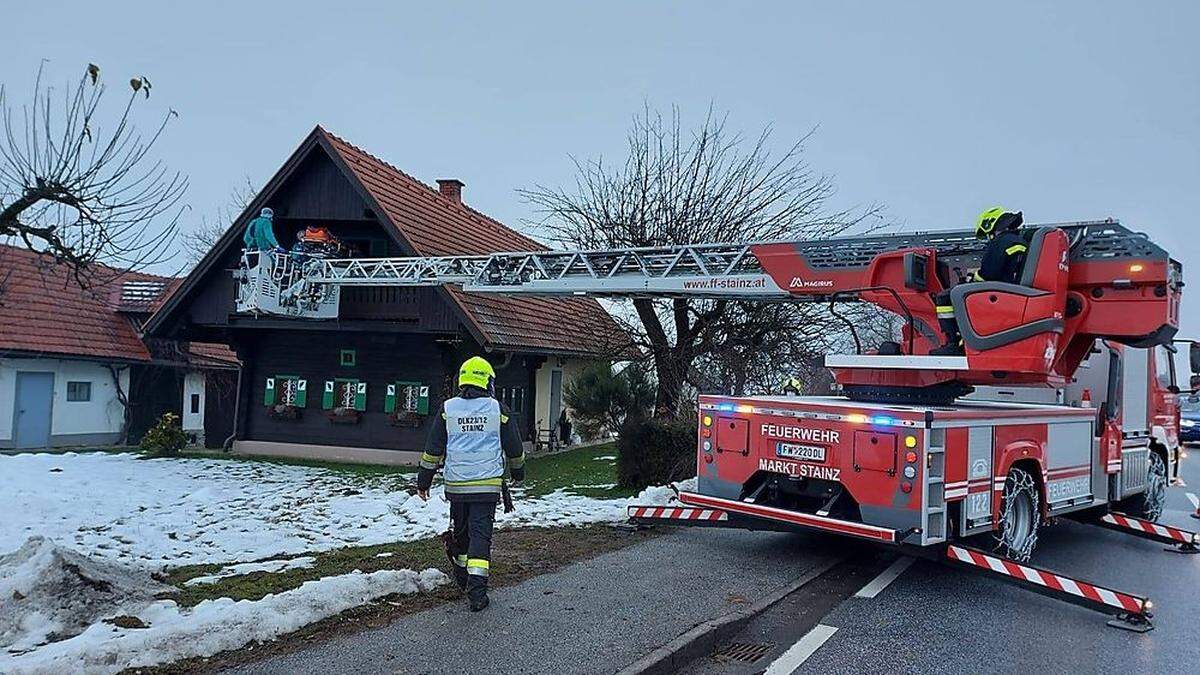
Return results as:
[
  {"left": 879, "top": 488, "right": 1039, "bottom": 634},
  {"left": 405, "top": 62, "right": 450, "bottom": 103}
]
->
[{"left": 629, "top": 494, "right": 1199, "bottom": 631}]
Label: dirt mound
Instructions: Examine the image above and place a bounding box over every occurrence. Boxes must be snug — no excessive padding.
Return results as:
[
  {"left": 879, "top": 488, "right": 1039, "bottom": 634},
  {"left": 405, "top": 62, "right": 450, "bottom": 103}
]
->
[{"left": 0, "top": 537, "right": 172, "bottom": 652}]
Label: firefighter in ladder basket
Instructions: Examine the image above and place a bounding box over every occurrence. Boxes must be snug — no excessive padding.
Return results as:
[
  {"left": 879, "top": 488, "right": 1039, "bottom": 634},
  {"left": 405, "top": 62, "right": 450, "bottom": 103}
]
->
[
  {"left": 932, "top": 207, "right": 1029, "bottom": 355},
  {"left": 417, "top": 356, "right": 526, "bottom": 611}
]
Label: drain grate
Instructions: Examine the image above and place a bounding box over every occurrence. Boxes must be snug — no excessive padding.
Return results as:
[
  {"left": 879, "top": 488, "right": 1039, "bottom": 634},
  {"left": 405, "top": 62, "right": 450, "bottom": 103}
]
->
[{"left": 712, "top": 641, "right": 775, "bottom": 663}]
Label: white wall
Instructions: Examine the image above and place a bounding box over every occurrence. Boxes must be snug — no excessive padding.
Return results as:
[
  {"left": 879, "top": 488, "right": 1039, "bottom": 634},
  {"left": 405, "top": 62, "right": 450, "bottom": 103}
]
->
[
  {"left": 533, "top": 357, "right": 592, "bottom": 441},
  {"left": 182, "top": 371, "right": 206, "bottom": 434},
  {"left": 0, "top": 357, "right": 129, "bottom": 447}
]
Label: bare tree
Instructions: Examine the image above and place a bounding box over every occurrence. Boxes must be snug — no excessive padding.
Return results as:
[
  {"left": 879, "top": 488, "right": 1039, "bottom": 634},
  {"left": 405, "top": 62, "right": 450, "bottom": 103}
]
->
[
  {"left": 182, "top": 177, "right": 257, "bottom": 265},
  {"left": 0, "top": 62, "right": 186, "bottom": 286},
  {"left": 522, "top": 106, "right": 885, "bottom": 416}
]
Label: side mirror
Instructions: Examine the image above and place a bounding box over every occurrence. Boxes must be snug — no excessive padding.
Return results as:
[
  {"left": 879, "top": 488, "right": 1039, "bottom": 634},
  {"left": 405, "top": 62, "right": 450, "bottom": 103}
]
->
[{"left": 1191, "top": 341, "right": 1200, "bottom": 375}]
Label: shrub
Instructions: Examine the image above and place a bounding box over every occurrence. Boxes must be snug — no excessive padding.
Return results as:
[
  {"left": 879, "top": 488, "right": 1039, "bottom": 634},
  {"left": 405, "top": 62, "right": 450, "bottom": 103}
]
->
[
  {"left": 616, "top": 415, "right": 697, "bottom": 489},
  {"left": 140, "top": 412, "right": 188, "bottom": 456},
  {"left": 564, "top": 361, "right": 654, "bottom": 440}
]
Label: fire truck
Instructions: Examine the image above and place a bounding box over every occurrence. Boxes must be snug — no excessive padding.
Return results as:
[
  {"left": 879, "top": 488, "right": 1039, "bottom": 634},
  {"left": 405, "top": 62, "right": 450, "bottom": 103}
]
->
[{"left": 236, "top": 219, "right": 1198, "bottom": 629}]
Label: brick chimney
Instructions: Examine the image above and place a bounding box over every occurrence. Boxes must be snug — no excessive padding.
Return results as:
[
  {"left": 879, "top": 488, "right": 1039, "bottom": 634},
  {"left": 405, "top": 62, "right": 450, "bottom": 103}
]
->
[{"left": 437, "top": 179, "right": 465, "bottom": 204}]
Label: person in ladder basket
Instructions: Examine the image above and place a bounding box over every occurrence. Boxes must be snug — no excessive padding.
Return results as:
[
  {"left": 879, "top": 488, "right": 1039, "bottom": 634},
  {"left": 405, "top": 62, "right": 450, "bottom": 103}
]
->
[
  {"left": 932, "top": 207, "right": 1028, "bottom": 355},
  {"left": 242, "top": 207, "right": 282, "bottom": 252},
  {"left": 417, "top": 356, "right": 525, "bottom": 611}
]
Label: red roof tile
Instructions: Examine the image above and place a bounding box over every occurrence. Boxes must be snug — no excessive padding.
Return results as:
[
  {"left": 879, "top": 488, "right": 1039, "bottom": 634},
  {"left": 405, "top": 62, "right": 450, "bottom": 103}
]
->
[
  {"left": 0, "top": 245, "right": 155, "bottom": 361},
  {"left": 0, "top": 245, "right": 237, "bottom": 365},
  {"left": 321, "top": 128, "right": 629, "bottom": 357}
]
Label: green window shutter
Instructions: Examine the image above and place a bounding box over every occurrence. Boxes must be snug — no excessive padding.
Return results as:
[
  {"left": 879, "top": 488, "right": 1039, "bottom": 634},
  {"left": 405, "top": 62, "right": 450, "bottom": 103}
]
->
[
  {"left": 322, "top": 380, "right": 335, "bottom": 410},
  {"left": 417, "top": 385, "right": 430, "bottom": 415},
  {"left": 384, "top": 384, "right": 396, "bottom": 414},
  {"left": 264, "top": 377, "right": 276, "bottom": 406},
  {"left": 354, "top": 381, "right": 367, "bottom": 411},
  {"left": 294, "top": 379, "right": 308, "bottom": 408}
]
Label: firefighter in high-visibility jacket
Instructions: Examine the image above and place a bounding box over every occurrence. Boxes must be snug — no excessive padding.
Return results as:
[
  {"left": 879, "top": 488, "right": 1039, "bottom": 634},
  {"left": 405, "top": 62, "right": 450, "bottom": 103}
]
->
[
  {"left": 416, "top": 356, "right": 525, "bottom": 612},
  {"left": 932, "top": 208, "right": 1028, "bottom": 355}
]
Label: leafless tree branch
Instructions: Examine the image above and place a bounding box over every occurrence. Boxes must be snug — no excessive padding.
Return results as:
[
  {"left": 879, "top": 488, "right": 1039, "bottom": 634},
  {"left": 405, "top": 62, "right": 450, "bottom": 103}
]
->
[{"left": 0, "top": 62, "right": 187, "bottom": 288}]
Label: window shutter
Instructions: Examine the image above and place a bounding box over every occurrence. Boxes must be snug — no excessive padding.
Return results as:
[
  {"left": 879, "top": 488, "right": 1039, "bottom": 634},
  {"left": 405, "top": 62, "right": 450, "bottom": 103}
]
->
[
  {"left": 295, "top": 379, "right": 308, "bottom": 408},
  {"left": 385, "top": 383, "right": 396, "bottom": 414},
  {"left": 322, "top": 380, "right": 335, "bottom": 410},
  {"left": 417, "top": 385, "right": 430, "bottom": 415},
  {"left": 264, "top": 377, "right": 276, "bottom": 406},
  {"left": 354, "top": 381, "right": 367, "bottom": 411}
]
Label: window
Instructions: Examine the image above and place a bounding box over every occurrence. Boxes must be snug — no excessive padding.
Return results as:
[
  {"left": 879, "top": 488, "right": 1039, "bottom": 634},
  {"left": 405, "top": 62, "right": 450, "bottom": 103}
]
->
[
  {"left": 66, "top": 381, "right": 91, "bottom": 402},
  {"left": 190, "top": 393, "right": 201, "bottom": 414},
  {"left": 385, "top": 381, "right": 430, "bottom": 415},
  {"left": 323, "top": 379, "right": 366, "bottom": 411},
  {"left": 264, "top": 375, "right": 308, "bottom": 407},
  {"left": 1155, "top": 345, "right": 1176, "bottom": 390},
  {"left": 340, "top": 349, "right": 357, "bottom": 367}
]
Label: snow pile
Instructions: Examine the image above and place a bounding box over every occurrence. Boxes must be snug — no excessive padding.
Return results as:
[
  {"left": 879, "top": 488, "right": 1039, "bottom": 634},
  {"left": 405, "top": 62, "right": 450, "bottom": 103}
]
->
[
  {"left": 1, "top": 567, "right": 448, "bottom": 674},
  {"left": 1, "top": 452, "right": 688, "bottom": 568},
  {"left": 182, "top": 556, "right": 317, "bottom": 586},
  {"left": 0, "top": 537, "right": 172, "bottom": 652}
]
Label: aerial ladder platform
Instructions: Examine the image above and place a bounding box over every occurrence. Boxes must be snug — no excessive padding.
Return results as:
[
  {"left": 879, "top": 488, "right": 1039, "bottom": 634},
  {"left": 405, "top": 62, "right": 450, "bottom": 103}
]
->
[{"left": 237, "top": 219, "right": 1181, "bottom": 404}]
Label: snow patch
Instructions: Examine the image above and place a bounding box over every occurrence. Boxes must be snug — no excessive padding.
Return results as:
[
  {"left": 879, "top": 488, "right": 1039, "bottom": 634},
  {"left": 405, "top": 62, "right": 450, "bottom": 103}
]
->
[
  {"left": 2, "top": 567, "right": 448, "bottom": 674},
  {"left": 0, "top": 537, "right": 172, "bottom": 652},
  {"left": 182, "top": 557, "right": 317, "bottom": 586}
]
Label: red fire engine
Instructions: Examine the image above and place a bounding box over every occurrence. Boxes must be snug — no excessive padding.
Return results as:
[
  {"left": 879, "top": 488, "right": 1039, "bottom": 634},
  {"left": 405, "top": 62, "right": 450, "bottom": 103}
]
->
[{"left": 237, "top": 218, "right": 1198, "bottom": 629}]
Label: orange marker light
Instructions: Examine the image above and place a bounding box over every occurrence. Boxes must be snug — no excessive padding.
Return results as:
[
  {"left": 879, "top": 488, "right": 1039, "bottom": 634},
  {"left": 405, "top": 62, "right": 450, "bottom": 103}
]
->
[
  {"left": 905, "top": 450, "right": 918, "bottom": 464},
  {"left": 1129, "top": 263, "right": 1144, "bottom": 273}
]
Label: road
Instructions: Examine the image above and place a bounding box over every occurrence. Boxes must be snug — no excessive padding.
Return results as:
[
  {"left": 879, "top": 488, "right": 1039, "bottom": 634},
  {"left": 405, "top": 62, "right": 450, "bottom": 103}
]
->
[
  {"left": 227, "top": 528, "right": 843, "bottom": 675},
  {"left": 677, "top": 455, "right": 1200, "bottom": 675},
  {"left": 227, "top": 459, "right": 1200, "bottom": 675}
]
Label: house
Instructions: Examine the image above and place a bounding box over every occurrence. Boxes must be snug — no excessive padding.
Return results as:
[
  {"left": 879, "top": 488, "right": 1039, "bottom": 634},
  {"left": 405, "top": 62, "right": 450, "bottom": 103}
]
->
[
  {"left": 0, "top": 245, "right": 239, "bottom": 450},
  {"left": 145, "top": 126, "right": 627, "bottom": 464}
]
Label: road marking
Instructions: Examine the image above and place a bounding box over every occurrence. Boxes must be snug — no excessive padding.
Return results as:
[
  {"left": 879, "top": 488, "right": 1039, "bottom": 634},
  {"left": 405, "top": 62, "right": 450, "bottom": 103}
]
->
[
  {"left": 1187, "top": 492, "right": 1199, "bottom": 510},
  {"left": 764, "top": 624, "right": 838, "bottom": 675},
  {"left": 854, "top": 556, "right": 916, "bottom": 599}
]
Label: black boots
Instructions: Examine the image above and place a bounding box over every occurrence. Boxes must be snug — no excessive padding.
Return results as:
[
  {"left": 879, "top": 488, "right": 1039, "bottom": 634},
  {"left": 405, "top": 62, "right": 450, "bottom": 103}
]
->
[{"left": 467, "top": 576, "right": 489, "bottom": 612}]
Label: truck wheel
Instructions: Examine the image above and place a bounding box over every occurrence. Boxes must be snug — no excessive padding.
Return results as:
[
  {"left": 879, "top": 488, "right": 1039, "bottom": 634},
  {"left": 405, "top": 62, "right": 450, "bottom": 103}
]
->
[
  {"left": 1123, "top": 451, "right": 1167, "bottom": 522},
  {"left": 994, "top": 467, "right": 1040, "bottom": 562}
]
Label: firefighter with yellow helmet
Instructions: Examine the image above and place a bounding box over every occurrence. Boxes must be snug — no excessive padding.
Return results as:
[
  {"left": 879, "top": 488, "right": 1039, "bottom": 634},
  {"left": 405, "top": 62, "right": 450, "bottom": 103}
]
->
[
  {"left": 932, "top": 208, "right": 1028, "bottom": 355},
  {"left": 417, "top": 356, "right": 525, "bottom": 611}
]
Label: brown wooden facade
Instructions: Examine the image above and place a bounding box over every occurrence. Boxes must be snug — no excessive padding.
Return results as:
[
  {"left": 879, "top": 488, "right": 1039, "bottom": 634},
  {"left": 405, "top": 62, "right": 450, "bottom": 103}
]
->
[{"left": 147, "top": 127, "right": 622, "bottom": 456}]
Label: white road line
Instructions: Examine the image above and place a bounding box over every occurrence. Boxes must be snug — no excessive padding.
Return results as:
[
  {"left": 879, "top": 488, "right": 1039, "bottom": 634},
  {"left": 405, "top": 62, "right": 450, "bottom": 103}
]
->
[
  {"left": 1187, "top": 492, "right": 1199, "bottom": 510},
  {"left": 764, "top": 624, "right": 838, "bottom": 675},
  {"left": 854, "top": 556, "right": 916, "bottom": 598}
]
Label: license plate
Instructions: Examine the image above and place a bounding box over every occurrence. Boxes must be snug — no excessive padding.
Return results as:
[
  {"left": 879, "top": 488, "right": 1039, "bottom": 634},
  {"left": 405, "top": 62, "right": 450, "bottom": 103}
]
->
[{"left": 776, "top": 442, "right": 826, "bottom": 462}]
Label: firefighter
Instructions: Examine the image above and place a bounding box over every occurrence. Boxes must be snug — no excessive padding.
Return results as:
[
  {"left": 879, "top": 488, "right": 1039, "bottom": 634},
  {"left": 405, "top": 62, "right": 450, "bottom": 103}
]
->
[
  {"left": 932, "top": 208, "right": 1028, "bottom": 355},
  {"left": 780, "top": 377, "right": 803, "bottom": 396},
  {"left": 416, "top": 356, "right": 525, "bottom": 611},
  {"left": 242, "top": 207, "right": 282, "bottom": 251}
]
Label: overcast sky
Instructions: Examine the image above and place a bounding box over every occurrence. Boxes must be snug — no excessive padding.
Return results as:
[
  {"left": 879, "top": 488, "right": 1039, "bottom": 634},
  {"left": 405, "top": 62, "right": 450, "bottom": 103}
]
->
[{"left": 6, "top": 1, "right": 1199, "bottom": 334}]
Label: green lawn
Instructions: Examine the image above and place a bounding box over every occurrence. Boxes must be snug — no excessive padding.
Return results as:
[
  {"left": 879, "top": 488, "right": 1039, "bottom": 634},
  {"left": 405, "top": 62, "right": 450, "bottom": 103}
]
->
[{"left": 519, "top": 442, "right": 635, "bottom": 499}]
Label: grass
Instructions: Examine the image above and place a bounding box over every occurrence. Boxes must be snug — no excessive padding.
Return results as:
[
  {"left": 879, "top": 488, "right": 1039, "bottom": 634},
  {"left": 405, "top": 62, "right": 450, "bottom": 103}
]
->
[{"left": 520, "top": 441, "right": 635, "bottom": 499}]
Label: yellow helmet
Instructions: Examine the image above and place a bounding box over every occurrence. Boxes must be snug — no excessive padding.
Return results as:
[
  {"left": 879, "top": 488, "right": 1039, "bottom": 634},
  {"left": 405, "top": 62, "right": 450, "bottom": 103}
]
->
[
  {"left": 975, "top": 207, "right": 1022, "bottom": 239},
  {"left": 458, "top": 356, "right": 496, "bottom": 390}
]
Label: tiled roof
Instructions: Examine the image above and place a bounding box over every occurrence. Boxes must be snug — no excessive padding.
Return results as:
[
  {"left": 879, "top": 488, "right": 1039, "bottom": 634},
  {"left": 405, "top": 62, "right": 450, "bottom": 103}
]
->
[
  {"left": 321, "top": 128, "right": 630, "bottom": 357},
  {"left": 0, "top": 245, "right": 234, "bottom": 365},
  {"left": 0, "top": 245, "right": 155, "bottom": 361}
]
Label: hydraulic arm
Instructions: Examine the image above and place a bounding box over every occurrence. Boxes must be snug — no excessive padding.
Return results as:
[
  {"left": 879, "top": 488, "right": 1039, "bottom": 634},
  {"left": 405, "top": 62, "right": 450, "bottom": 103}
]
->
[{"left": 236, "top": 219, "right": 1180, "bottom": 402}]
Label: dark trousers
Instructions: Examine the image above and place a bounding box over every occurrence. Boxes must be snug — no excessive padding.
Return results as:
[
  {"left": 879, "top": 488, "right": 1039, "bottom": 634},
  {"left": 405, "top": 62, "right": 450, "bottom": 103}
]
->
[{"left": 450, "top": 500, "right": 497, "bottom": 599}]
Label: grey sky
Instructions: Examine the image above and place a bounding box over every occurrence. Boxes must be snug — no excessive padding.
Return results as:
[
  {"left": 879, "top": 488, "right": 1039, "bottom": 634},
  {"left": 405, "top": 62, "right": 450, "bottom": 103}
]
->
[{"left": 7, "top": 1, "right": 1199, "bottom": 334}]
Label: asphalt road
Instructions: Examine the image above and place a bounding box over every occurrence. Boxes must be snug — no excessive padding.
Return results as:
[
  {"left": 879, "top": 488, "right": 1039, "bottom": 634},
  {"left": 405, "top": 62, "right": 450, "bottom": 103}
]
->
[
  {"left": 678, "top": 456, "right": 1200, "bottom": 675},
  {"left": 228, "top": 528, "right": 842, "bottom": 675}
]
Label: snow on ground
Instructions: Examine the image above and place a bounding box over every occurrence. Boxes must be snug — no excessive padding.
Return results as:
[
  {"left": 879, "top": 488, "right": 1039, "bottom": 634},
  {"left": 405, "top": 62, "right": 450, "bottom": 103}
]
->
[
  {"left": 182, "top": 556, "right": 317, "bottom": 586},
  {"left": 0, "top": 537, "right": 172, "bottom": 652},
  {"left": 1, "top": 558, "right": 447, "bottom": 675},
  {"left": 0, "top": 452, "right": 686, "bottom": 569}
]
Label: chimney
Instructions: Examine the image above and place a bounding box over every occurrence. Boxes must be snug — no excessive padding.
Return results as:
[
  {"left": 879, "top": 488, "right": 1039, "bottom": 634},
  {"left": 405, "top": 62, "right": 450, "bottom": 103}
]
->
[{"left": 437, "top": 179, "right": 465, "bottom": 204}]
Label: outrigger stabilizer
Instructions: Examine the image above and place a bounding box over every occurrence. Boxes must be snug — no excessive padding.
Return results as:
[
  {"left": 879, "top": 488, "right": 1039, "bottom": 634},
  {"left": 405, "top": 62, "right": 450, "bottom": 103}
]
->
[{"left": 628, "top": 494, "right": 1200, "bottom": 632}]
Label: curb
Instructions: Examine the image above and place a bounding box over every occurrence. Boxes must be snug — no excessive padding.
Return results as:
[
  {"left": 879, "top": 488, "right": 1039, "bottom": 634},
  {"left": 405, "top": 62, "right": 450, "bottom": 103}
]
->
[{"left": 615, "top": 555, "right": 844, "bottom": 675}]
